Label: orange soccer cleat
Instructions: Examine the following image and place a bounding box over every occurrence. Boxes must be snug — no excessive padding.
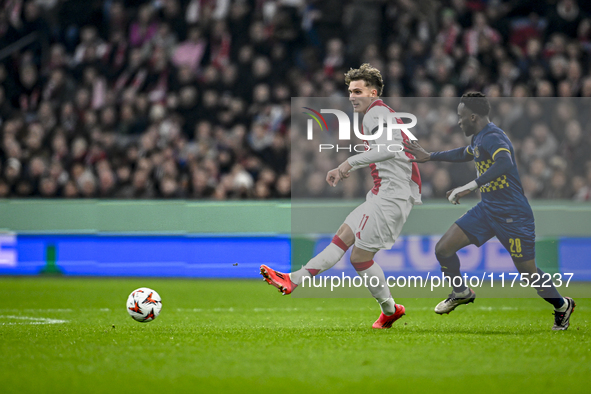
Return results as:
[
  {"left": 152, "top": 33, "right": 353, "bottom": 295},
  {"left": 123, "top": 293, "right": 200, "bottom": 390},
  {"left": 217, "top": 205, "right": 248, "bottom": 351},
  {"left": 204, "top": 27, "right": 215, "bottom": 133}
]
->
[
  {"left": 260, "top": 264, "right": 297, "bottom": 295},
  {"left": 372, "top": 304, "right": 406, "bottom": 329}
]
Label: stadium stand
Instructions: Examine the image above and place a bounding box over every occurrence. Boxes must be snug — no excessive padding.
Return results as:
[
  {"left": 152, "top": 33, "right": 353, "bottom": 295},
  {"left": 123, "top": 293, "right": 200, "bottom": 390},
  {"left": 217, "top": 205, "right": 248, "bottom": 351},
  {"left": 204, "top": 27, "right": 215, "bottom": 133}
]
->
[{"left": 1, "top": 0, "right": 591, "bottom": 200}]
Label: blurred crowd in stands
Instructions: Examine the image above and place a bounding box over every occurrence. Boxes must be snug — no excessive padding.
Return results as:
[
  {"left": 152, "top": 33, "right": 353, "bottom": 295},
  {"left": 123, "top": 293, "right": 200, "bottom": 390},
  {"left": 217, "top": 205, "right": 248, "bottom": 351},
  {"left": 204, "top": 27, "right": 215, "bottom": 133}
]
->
[{"left": 1, "top": 0, "right": 591, "bottom": 201}]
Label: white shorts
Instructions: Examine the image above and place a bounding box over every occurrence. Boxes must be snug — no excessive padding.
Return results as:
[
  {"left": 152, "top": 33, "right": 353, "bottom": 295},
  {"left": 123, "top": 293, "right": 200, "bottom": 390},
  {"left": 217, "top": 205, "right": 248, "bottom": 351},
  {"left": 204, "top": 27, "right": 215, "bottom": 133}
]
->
[{"left": 344, "top": 192, "right": 413, "bottom": 253}]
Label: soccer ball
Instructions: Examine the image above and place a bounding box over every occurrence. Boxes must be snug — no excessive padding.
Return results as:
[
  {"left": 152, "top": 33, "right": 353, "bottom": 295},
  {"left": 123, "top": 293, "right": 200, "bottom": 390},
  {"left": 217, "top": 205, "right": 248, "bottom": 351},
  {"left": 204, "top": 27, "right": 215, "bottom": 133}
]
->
[{"left": 126, "top": 288, "right": 162, "bottom": 322}]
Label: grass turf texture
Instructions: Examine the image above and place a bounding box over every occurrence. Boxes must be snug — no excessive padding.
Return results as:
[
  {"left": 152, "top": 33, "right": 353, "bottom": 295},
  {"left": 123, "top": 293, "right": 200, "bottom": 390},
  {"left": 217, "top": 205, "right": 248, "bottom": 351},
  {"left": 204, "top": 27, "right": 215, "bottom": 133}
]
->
[{"left": 1, "top": 278, "right": 589, "bottom": 394}]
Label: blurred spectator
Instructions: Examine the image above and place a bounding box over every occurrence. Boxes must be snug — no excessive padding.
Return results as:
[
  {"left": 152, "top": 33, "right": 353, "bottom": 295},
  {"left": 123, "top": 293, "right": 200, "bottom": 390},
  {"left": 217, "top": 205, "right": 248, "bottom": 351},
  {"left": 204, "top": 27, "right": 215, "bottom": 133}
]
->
[
  {"left": 546, "top": 0, "right": 584, "bottom": 39},
  {"left": 571, "top": 175, "right": 590, "bottom": 201},
  {"left": 464, "top": 12, "right": 501, "bottom": 56},
  {"left": 544, "top": 170, "right": 569, "bottom": 199},
  {"left": 172, "top": 26, "right": 207, "bottom": 75},
  {"left": 560, "top": 120, "right": 590, "bottom": 176},
  {"left": 530, "top": 123, "right": 558, "bottom": 161},
  {"left": 129, "top": 4, "right": 158, "bottom": 48}
]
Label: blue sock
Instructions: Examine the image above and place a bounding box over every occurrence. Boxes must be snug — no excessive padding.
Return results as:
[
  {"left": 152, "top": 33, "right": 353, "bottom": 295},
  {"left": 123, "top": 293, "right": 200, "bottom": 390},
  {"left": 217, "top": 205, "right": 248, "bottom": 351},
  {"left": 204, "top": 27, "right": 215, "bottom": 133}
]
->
[
  {"left": 535, "top": 268, "right": 565, "bottom": 309},
  {"left": 436, "top": 253, "right": 467, "bottom": 293}
]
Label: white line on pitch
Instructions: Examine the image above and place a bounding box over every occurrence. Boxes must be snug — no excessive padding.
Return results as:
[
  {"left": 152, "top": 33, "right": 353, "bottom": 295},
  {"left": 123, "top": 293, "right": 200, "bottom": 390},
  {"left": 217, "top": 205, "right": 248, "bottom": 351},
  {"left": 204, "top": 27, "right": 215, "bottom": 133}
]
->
[
  {"left": 0, "top": 309, "right": 74, "bottom": 313},
  {"left": 0, "top": 315, "right": 68, "bottom": 325}
]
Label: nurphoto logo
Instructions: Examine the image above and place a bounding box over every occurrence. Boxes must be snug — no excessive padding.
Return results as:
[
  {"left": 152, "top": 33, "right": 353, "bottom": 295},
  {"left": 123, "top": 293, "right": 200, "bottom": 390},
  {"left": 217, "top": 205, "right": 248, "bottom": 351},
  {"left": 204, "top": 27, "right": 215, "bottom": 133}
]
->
[{"left": 303, "top": 108, "right": 419, "bottom": 152}]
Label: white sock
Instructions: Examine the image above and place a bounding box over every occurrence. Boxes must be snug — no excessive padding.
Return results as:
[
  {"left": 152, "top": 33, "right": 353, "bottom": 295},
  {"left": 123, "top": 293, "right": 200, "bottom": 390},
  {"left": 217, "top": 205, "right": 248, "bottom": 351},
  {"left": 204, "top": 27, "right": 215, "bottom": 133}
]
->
[
  {"left": 377, "top": 296, "right": 396, "bottom": 316},
  {"left": 354, "top": 261, "right": 396, "bottom": 315},
  {"left": 290, "top": 242, "right": 347, "bottom": 285},
  {"left": 555, "top": 298, "right": 569, "bottom": 312}
]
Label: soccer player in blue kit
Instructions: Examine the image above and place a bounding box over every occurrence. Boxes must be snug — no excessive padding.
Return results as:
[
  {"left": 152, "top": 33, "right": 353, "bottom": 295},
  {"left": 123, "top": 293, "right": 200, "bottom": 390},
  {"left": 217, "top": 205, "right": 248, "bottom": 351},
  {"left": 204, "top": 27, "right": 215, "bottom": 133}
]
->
[{"left": 404, "top": 92, "right": 575, "bottom": 330}]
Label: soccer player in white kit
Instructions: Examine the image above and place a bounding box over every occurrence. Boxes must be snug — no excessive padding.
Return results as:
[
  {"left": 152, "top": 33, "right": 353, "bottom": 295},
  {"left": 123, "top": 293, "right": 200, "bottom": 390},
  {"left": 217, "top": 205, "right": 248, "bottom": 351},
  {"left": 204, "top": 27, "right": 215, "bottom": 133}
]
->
[{"left": 261, "top": 64, "right": 422, "bottom": 328}]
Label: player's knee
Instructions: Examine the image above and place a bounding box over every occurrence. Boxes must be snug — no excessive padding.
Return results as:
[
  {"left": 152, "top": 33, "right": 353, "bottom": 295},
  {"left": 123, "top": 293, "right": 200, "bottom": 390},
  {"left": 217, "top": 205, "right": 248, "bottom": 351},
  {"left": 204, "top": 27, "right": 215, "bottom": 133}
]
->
[
  {"left": 349, "top": 250, "right": 362, "bottom": 264},
  {"left": 350, "top": 247, "right": 374, "bottom": 265},
  {"left": 336, "top": 224, "right": 355, "bottom": 246},
  {"left": 434, "top": 240, "right": 454, "bottom": 258}
]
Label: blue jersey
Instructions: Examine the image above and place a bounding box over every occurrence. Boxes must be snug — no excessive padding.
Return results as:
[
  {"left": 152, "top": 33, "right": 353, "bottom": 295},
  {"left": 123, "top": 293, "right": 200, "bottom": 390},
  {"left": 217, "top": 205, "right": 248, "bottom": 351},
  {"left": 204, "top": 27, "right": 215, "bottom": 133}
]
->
[{"left": 466, "top": 122, "right": 533, "bottom": 221}]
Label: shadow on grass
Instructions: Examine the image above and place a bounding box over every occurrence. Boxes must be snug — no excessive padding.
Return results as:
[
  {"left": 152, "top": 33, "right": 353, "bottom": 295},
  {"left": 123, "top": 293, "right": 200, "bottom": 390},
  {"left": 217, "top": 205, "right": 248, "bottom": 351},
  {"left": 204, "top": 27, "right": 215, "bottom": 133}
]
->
[
  {"left": 401, "top": 326, "right": 547, "bottom": 336},
  {"left": 195, "top": 324, "right": 549, "bottom": 337}
]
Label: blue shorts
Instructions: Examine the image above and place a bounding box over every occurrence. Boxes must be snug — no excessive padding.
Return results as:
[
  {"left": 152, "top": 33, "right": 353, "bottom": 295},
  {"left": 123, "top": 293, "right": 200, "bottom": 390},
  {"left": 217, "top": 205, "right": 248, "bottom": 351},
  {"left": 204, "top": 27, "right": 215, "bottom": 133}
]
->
[{"left": 455, "top": 202, "right": 535, "bottom": 263}]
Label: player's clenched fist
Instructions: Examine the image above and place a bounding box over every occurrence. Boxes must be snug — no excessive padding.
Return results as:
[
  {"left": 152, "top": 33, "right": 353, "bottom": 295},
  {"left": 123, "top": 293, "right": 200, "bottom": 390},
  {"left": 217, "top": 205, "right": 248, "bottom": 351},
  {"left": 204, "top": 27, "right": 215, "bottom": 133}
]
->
[
  {"left": 446, "top": 180, "right": 478, "bottom": 204},
  {"left": 446, "top": 188, "right": 471, "bottom": 204},
  {"left": 326, "top": 161, "right": 353, "bottom": 187},
  {"left": 326, "top": 168, "right": 341, "bottom": 187}
]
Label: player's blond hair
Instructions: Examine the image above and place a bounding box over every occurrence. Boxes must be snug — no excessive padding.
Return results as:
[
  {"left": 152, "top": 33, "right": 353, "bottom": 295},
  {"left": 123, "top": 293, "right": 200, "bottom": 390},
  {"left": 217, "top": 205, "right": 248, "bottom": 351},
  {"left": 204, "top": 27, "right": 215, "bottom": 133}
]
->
[{"left": 344, "top": 63, "right": 384, "bottom": 96}]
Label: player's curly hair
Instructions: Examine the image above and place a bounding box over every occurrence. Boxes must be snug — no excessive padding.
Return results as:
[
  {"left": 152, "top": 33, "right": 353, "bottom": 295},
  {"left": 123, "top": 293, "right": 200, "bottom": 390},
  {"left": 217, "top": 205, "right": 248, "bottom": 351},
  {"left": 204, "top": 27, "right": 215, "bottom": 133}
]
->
[
  {"left": 460, "top": 92, "right": 490, "bottom": 116},
  {"left": 344, "top": 63, "right": 384, "bottom": 96}
]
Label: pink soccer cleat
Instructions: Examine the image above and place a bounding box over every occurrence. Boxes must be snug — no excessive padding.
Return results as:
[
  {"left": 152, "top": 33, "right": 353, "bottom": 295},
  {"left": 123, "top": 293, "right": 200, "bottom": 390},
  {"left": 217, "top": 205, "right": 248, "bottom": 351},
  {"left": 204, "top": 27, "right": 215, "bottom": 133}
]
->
[
  {"left": 260, "top": 264, "right": 298, "bottom": 295},
  {"left": 372, "top": 304, "right": 406, "bottom": 329}
]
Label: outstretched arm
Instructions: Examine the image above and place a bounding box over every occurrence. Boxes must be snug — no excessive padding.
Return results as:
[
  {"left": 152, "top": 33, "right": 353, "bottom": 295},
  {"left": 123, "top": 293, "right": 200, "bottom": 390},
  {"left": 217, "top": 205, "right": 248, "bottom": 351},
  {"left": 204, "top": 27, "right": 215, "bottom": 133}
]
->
[
  {"left": 347, "top": 144, "right": 410, "bottom": 168},
  {"left": 403, "top": 141, "right": 474, "bottom": 163}
]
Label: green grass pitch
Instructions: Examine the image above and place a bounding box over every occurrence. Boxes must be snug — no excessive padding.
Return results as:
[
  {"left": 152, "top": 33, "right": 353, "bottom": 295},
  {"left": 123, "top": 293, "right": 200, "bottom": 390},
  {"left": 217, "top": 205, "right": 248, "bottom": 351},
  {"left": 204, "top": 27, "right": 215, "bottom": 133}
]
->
[{"left": 1, "top": 277, "right": 589, "bottom": 394}]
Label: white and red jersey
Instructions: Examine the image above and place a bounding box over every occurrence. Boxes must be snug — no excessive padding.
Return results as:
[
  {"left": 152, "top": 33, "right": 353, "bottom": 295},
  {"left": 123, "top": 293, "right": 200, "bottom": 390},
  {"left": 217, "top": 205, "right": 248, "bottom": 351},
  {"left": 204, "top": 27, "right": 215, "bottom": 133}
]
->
[{"left": 347, "top": 99, "right": 422, "bottom": 204}]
